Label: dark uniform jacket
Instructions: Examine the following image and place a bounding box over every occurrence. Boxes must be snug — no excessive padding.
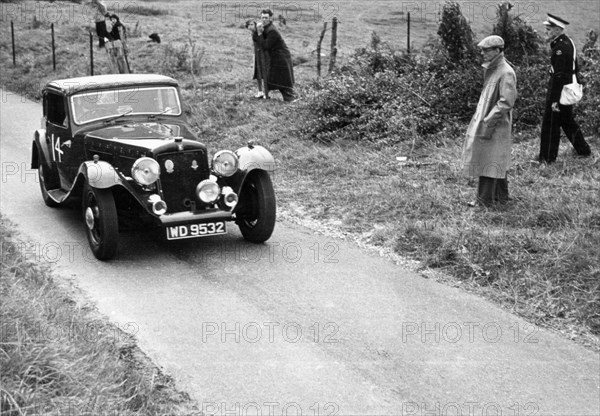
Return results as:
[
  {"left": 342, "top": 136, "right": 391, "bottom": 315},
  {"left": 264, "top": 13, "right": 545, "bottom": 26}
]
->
[
  {"left": 547, "top": 33, "right": 579, "bottom": 104},
  {"left": 256, "top": 22, "right": 295, "bottom": 91}
]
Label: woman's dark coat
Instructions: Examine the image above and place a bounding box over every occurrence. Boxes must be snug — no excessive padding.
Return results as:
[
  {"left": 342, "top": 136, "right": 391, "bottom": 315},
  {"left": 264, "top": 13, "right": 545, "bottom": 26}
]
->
[{"left": 251, "top": 33, "right": 265, "bottom": 82}]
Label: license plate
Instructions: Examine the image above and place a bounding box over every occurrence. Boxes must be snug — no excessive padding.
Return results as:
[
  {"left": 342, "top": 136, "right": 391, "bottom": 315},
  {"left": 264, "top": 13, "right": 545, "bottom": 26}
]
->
[{"left": 166, "top": 221, "right": 227, "bottom": 240}]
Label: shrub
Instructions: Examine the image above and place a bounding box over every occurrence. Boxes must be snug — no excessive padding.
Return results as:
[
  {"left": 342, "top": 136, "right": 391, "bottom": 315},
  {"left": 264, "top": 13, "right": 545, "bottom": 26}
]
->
[
  {"left": 437, "top": 1, "right": 476, "bottom": 63},
  {"left": 492, "top": 2, "right": 542, "bottom": 64},
  {"left": 579, "top": 52, "right": 600, "bottom": 135}
]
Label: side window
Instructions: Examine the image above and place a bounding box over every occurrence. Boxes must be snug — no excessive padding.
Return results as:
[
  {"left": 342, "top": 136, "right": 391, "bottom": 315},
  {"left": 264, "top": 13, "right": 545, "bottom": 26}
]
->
[{"left": 46, "top": 92, "right": 67, "bottom": 127}]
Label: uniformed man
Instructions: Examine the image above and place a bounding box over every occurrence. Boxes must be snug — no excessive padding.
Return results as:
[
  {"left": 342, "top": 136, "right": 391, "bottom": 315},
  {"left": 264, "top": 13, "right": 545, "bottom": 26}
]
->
[{"left": 538, "top": 13, "right": 591, "bottom": 163}]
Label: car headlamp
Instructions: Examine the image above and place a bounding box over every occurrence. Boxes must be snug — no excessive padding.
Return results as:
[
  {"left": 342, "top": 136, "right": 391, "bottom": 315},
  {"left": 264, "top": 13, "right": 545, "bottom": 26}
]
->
[
  {"left": 196, "top": 180, "right": 220, "bottom": 204},
  {"left": 212, "top": 150, "right": 239, "bottom": 177},
  {"left": 132, "top": 157, "right": 160, "bottom": 185},
  {"left": 148, "top": 194, "right": 167, "bottom": 215},
  {"left": 221, "top": 186, "right": 238, "bottom": 208}
]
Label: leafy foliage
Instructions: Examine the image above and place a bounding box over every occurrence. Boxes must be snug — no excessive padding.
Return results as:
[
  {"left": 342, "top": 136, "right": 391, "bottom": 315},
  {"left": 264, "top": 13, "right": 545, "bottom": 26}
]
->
[
  {"left": 436, "top": 1, "right": 476, "bottom": 63},
  {"left": 579, "top": 52, "right": 600, "bottom": 135},
  {"left": 492, "top": 2, "right": 542, "bottom": 64},
  {"left": 305, "top": 48, "right": 456, "bottom": 144}
]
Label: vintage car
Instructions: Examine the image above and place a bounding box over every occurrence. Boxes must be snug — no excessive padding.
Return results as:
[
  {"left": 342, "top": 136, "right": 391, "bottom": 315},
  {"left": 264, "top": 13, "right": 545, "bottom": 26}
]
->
[{"left": 32, "top": 74, "right": 276, "bottom": 260}]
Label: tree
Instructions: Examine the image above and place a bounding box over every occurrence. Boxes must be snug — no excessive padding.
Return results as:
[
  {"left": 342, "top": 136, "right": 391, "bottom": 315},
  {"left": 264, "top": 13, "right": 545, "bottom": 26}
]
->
[
  {"left": 492, "top": 2, "right": 542, "bottom": 64},
  {"left": 437, "top": 1, "right": 475, "bottom": 63}
]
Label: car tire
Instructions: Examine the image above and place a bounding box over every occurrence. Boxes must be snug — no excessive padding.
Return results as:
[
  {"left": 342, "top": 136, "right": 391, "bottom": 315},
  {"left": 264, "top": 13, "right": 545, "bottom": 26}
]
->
[
  {"left": 38, "top": 163, "right": 60, "bottom": 207},
  {"left": 82, "top": 183, "right": 119, "bottom": 260},
  {"left": 236, "top": 170, "right": 276, "bottom": 243}
]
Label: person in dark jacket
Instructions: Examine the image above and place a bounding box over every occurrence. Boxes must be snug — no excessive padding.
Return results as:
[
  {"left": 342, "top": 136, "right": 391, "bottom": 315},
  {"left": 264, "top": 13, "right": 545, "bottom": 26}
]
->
[
  {"left": 106, "top": 14, "right": 130, "bottom": 74},
  {"left": 258, "top": 9, "right": 297, "bottom": 102},
  {"left": 538, "top": 13, "right": 591, "bottom": 163},
  {"left": 90, "top": 0, "right": 110, "bottom": 49},
  {"left": 109, "top": 14, "right": 126, "bottom": 43}
]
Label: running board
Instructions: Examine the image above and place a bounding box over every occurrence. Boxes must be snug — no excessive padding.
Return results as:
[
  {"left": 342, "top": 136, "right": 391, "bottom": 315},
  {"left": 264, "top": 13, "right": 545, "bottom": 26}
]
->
[{"left": 47, "top": 188, "right": 69, "bottom": 203}]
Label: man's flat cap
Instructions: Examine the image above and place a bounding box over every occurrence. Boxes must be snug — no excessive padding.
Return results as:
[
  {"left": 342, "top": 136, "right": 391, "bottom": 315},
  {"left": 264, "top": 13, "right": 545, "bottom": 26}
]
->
[
  {"left": 477, "top": 35, "right": 505, "bottom": 49},
  {"left": 543, "top": 13, "right": 569, "bottom": 29}
]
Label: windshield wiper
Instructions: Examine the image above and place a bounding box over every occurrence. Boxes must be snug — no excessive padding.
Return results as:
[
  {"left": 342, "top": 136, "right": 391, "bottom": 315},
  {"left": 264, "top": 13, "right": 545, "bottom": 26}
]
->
[
  {"left": 103, "top": 108, "right": 133, "bottom": 124},
  {"left": 148, "top": 107, "right": 175, "bottom": 118},
  {"left": 147, "top": 107, "right": 176, "bottom": 135}
]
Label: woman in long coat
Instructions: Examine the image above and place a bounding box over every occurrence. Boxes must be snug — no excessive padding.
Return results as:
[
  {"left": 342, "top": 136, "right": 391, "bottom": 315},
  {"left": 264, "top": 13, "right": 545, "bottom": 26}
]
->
[
  {"left": 246, "top": 20, "right": 266, "bottom": 98},
  {"left": 462, "top": 35, "right": 517, "bottom": 207}
]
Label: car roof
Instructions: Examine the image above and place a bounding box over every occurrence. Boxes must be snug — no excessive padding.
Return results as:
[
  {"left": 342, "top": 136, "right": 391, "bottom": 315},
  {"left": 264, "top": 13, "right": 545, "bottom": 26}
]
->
[{"left": 46, "top": 74, "right": 179, "bottom": 95}]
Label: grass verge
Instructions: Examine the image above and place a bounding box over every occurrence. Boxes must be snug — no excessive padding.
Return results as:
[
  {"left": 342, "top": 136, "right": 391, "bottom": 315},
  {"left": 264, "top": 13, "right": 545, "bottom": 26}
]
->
[{"left": 0, "top": 215, "right": 199, "bottom": 415}]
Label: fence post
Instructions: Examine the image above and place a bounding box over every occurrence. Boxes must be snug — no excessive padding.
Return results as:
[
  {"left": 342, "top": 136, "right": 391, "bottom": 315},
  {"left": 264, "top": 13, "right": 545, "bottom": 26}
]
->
[
  {"left": 407, "top": 12, "right": 411, "bottom": 54},
  {"left": 328, "top": 17, "right": 338, "bottom": 74},
  {"left": 89, "top": 31, "right": 94, "bottom": 76},
  {"left": 11, "top": 21, "right": 16, "bottom": 66},
  {"left": 316, "top": 21, "right": 328, "bottom": 77},
  {"left": 51, "top": 23, "right": 56, "bottom": 71}
]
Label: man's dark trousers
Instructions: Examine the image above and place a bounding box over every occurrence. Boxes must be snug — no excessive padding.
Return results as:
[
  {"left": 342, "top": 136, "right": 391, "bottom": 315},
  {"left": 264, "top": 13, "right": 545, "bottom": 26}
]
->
[{"left": 539, "top": 102, "right": 591, "bottom": 163}]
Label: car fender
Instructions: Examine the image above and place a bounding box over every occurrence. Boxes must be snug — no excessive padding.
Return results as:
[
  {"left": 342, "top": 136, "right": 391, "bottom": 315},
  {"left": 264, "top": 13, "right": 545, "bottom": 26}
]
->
[
  {"left": 76, "top": 162, "right": 152, "bottom": 213},
  {"left": 235, "top": 144, "right": 276, "bottom": 174},
  {"left": 80, "top": 160, "right": 122, "bottom": 189},
  {"left": 231, "top": 145, "right": 276, "bottom": 213},
  {"left": 31, "top": 129, "right": 50, "bottom": 168},
  {"left": 231, "top": 144, "right": 276, "bottom": 194}
]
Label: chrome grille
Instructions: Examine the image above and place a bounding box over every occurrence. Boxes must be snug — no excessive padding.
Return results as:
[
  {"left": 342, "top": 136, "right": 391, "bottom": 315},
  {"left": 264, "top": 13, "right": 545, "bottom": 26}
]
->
[{"left": 156, "top": 150, "right": 210, "bottom": 212}]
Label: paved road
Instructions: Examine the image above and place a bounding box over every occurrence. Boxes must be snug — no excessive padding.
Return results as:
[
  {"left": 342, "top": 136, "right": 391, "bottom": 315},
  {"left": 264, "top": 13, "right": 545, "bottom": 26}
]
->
[{"left": 1, "top": 89, "right": 599, "bottom": 415}]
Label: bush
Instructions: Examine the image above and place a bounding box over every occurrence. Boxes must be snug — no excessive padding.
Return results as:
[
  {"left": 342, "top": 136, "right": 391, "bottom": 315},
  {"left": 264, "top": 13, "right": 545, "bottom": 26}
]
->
[
  {"left": 437, "top": 1, "right": 476, "bottom": 63},
  {"left": 492, "top": 2, "right": 542, "bottom": 64},
  {"left": 305, "top": 36, "right": 478, "bottom": 144},
  {"left": 579, "top": 53, "right": 600, "bottom": 135}
]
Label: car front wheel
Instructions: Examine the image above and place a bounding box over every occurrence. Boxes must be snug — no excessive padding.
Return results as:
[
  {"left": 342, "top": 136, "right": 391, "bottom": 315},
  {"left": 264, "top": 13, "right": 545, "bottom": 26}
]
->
[
  {"left": 83, "top": 183, "right": 119, "bottom": 260},
  {"left": 236, "top": 170, "right": 276, "bottom": 243}
]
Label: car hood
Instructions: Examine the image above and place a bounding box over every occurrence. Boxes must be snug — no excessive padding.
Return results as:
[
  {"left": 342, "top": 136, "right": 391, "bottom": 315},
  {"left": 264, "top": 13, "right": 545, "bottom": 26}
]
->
[{"left": 82, "top": 121, "right": 199, "bottom": 147}]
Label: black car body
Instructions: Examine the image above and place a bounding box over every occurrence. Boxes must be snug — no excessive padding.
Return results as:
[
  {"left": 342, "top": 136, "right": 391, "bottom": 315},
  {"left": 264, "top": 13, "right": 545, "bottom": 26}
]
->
[{"left": 32, "top": 74, "right": 276, "bottom": 260}]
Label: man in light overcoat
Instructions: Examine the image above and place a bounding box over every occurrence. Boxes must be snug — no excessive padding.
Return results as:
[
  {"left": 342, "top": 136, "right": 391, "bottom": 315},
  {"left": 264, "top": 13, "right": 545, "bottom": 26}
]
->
[{"left": 462, "top": 35, "right": 517, "bottom": 207}]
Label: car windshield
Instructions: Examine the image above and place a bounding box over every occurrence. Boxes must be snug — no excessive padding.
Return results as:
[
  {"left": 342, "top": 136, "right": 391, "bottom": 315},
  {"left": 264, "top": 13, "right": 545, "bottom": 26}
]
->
[{"left": 70, "top": 86, "right": 182, "bottom": 125}]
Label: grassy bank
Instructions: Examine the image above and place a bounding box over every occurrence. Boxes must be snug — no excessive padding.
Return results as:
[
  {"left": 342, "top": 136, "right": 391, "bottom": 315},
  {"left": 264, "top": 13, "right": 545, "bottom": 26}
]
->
[
  {"left": 0, "top": 216, "right": 199, "bottom": 415},
  {"left": 1, "top": 0, "right": 598, "bottom": 357}
]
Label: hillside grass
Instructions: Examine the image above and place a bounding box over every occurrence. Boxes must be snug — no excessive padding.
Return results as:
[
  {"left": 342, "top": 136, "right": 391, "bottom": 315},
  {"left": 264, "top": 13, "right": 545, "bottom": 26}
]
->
[{"left": 0, "top": 9, "right": 598, "bottom": 411}]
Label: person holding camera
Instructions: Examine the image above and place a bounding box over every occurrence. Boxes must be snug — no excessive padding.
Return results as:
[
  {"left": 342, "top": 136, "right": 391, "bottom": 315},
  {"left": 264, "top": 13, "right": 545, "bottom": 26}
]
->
[{"left": 257, "top": 9, "right": 298, "bottom": 102}]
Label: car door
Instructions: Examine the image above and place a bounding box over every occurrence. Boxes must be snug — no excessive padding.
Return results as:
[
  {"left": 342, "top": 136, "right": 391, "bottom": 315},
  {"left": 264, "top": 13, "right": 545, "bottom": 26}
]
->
[{"left": 44, "top": 90, "right": 75, "bottom": 190}]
